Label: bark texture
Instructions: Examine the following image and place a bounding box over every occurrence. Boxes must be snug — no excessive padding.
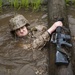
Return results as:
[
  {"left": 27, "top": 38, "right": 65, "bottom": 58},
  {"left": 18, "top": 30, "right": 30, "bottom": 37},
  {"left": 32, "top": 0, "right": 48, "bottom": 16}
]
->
[
  {"left": 48, "top": 0, "right": 68, "bottom": 27},
  {"left": 48, "top": 0, "right": 73, "bottom": 75}
]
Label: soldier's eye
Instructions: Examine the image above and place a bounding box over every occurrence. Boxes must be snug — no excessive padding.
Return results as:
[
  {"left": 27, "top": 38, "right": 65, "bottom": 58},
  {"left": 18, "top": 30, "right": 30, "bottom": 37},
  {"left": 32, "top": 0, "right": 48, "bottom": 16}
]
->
[
  {"left": 21, "top": 26, "right": 25, "bottom": 29},
  {"left": 16, "top": 26, "right": 25, "bottom": 32},
  {"left": 16, "top": 28, "right": 20, "bottom": 31}
]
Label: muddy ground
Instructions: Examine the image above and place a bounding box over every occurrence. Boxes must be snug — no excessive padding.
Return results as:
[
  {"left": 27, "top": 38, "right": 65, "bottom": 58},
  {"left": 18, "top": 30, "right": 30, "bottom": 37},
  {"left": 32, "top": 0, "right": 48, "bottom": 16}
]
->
[
  {"left": 68, "top": 6, "right": 75, "bottom": 75},
  {"left": 0, "top": 6, "right": 75, "bottom": 75}
]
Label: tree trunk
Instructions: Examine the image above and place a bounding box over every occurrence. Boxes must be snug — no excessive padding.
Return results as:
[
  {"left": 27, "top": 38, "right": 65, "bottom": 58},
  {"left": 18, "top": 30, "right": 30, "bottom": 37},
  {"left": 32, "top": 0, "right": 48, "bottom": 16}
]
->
[
  {"left": 48, "top": 0, "right": 73, "bottom": 75},
  {"left": 48, "top": 0, "right": 69, "bottom": 27}
]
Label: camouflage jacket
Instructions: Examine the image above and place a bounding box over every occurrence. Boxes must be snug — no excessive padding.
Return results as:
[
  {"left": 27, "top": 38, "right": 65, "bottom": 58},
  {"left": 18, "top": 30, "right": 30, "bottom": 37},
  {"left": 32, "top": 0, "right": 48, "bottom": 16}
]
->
[
  {"left": 0, "top": 25, "right": 50, "bottom": 75},
  {"left": 18, "top": 25, "right": 50, "bottom": 51}
]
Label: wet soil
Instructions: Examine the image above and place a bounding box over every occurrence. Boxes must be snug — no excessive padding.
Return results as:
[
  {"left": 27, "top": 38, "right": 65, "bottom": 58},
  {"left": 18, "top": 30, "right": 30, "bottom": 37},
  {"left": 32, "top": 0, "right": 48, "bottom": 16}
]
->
[
  {"left": 0, "top": 7, "right": 49, "bottom": 75},
  {"left": 67, "top": 6, "right": 75, "bottom": 75},
  {"left": 0, "top": 6, "right": 75, "bottom": 75}
]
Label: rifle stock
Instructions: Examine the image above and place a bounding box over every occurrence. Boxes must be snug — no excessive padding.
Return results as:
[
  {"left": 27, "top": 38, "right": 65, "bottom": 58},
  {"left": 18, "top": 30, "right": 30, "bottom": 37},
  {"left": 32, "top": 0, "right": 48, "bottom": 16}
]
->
[{"left": 51, "top": 26, "right": 72, "bottom": 65}]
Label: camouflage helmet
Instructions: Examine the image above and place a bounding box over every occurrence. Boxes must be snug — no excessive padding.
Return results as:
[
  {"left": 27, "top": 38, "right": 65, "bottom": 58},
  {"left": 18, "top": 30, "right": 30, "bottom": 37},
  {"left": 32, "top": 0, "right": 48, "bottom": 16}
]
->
[{"left": 9, "top": 14, "right": 30, "bottom": 31}]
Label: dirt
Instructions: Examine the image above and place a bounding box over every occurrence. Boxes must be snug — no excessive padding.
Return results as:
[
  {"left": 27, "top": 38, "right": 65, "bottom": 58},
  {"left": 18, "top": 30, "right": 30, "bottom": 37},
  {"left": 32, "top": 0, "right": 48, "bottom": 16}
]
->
[
  {"left": 67, "top": 6, "right": 75, "bottom": 75},
  {"left": 0, "top": 6, "right": 75, "bottom": 75},
  {"left": 0, "top": 7, "right": 49, "bottom": 75}
]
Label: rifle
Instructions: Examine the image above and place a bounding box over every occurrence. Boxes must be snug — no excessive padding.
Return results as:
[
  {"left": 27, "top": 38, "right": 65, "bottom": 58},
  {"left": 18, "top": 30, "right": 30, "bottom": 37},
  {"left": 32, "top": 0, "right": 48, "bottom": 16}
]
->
[{"left": 51, "top": 26, "right": 72, "bottom": 65}]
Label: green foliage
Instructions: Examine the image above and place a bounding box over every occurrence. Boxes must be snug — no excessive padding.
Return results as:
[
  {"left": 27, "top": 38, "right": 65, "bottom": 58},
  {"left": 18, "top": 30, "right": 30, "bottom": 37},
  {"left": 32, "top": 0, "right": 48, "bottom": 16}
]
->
[
  {"left": 13, "top": 0, "right": 19, "bottom": 9},
  {"left": 31, "top": 0, "right": 41, "bottom": 10},
  {"left": 65, "top": 0, "right": 75, "bottom": 6},
  {"left": 73, "top": 0, "right": 75, "bottom": 2},
  {"left": 8, "top": 0, "right": 14, "bottom": 7},
  {"left": 8, "top": 0, "right": 19, "bottom": 9},
  {"left": 72, "top": 0, "right": 75, "bottom": 5},
  {"left": 1, "top": 0, "right": 75, "bottom": 11},
  {"left": 4, "top": 0, "right": 75, "bottom": 11},
  {"left": 65, "top": 0, "right": 69, "bottom": 3},
  {"left": 0, "top": 0, "right": 2, "bottom": 12},
  {"left": 8, "top": 0, "right": 41, "bottom": 10},
  {"left": 65, "top": 0, "right": 70, "bottom": 6},
  {"left": 21, "top": 0, "right": 29, "bottom": 8}
]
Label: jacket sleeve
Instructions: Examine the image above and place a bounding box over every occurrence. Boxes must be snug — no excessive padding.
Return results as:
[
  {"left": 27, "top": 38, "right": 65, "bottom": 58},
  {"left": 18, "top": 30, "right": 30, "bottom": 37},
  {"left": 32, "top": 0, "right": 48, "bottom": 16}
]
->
[
  {"left": 31, "top": 31, "right": 50, "bottom": 50},
  {"left": 20, "top": 31, "right": 50, "bottom": 50}
]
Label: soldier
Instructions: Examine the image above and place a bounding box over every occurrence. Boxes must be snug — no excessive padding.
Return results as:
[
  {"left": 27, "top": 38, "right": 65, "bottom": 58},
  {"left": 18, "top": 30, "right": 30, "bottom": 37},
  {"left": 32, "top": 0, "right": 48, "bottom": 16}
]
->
[
  {"left": 8, "top": 14, "right": 63, "bottom": 75},
  {"left": 9, "top": 14, "right": 63, "bottom": 49}
]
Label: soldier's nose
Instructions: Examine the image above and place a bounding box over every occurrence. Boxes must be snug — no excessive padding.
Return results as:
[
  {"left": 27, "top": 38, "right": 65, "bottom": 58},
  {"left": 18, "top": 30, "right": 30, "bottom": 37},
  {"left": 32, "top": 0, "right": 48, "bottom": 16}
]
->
[{"left": 20, "top": 28, "right": 23, "bottom": 32}]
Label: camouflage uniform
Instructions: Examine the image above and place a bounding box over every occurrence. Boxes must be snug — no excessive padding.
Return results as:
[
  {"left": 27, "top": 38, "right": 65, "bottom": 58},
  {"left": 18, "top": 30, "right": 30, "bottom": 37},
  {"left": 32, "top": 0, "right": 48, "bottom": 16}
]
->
[{"left": 0, "top": 15, "right": 50, "bottom": 75}]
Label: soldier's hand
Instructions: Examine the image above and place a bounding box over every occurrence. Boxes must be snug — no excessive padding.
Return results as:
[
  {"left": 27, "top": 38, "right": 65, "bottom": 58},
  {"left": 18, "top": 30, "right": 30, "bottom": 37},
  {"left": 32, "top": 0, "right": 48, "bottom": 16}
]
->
[{"left": 47, "top": 21, "right": 63, "bottom": 34}]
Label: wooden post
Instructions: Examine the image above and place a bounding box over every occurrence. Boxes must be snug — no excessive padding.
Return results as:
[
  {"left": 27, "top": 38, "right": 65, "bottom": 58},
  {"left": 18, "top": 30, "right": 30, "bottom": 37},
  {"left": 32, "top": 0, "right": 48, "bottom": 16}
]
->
[{"left": 48, "top": 0, "right": 74, "bottom": 75}]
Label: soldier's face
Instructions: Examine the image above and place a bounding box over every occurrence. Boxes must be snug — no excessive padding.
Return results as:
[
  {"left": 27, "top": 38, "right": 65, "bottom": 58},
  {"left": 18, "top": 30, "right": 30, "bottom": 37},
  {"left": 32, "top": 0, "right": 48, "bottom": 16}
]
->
[{"left": 15, "top": 26, "right": 28, "bottom": 37}]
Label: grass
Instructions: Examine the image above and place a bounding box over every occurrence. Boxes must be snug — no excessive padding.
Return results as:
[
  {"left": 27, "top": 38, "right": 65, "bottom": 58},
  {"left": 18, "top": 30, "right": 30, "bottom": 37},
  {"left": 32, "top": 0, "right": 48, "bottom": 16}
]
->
[
  {"left": 73, "top": 0, "right": 75, "bottom": 5},
  {"left": 1, "top": 0, "right": 75, "bottom": 12},
  {"left": 13, "top": 0, "right": 19, "bottom": 9},
  {"left": 0, "top": 0, "right": 2, "bottom": 12},
  {"left": 31, "top": 0, "right": 41, "bottom": 10},
  {"left": 65, "top": 0, "right": 69, "bottom": 3},
  {"left": 8, "top": 0, "right": 14, "bottom": 7},
  {"left": 7, "top": 0, "right": 41, "bottom": 10},
  {"left": 21, "top": 0, "right": 29, "bottom": 8},
  {"left": 10, "top": 0, "right": 41, "bottom": 10}
]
